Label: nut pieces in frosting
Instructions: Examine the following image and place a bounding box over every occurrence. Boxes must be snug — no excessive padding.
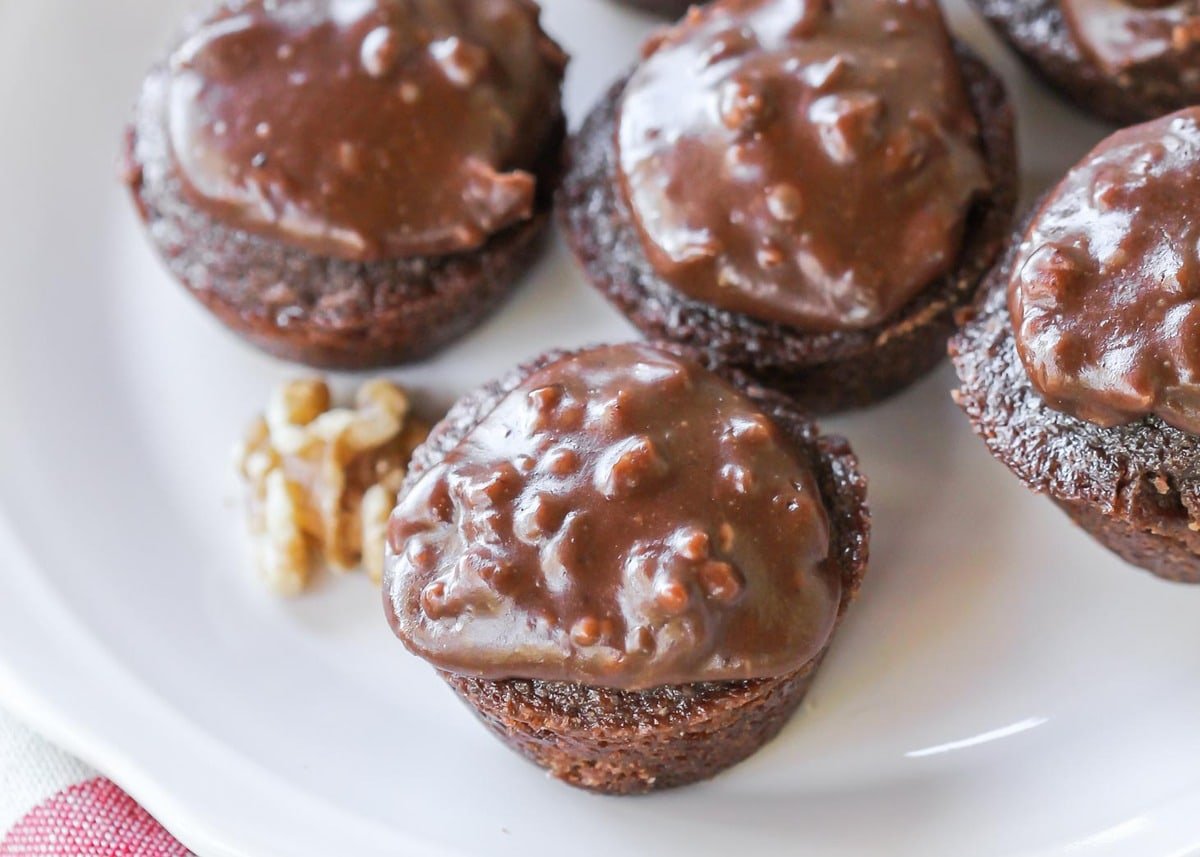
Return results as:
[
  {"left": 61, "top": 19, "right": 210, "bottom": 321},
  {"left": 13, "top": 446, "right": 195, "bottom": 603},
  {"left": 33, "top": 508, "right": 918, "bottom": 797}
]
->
[
  {"left": 166, "top": 0, "right": 567, "bottom": 261},
  {"left": 385, "top": 343, "right": 839, "bottom": 691},
  {"left": 1061, "top": 0, "right": 1200, "bottom": 77},
  {"left": 1010, "top": 108, "right": 1200, "bottom": 435},
  {"left": 616, "top": 0, "right": 990, "bottom": 332},
  {"left": 236, "top": 378, "right": 428, "bottom": 595}
]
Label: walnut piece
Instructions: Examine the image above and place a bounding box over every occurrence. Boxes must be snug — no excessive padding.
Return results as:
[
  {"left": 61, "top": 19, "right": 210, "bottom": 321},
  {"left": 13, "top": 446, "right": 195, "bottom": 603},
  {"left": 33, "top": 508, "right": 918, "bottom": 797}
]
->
[{"left": 235, "top": 378, "right": 428, "bottom": 595}]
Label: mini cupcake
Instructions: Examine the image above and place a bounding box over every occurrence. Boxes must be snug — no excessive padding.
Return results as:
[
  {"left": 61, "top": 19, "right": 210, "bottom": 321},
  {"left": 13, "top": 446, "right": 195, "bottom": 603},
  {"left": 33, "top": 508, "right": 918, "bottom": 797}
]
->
[
  {"left": 384, "top": 342, "right": 869, "bottom": 793},
  {"left": 124, "top": 0, "right": 567, "bottom": 369},
  {"left": 952, "top": 108, "right": 1200, "bottom": 584},
  {"left": 560, "top": 0, "right": 1016, "bottom": 413},
  {"left": 970, "top": 0, "right": 1200, "bottom": 125}
]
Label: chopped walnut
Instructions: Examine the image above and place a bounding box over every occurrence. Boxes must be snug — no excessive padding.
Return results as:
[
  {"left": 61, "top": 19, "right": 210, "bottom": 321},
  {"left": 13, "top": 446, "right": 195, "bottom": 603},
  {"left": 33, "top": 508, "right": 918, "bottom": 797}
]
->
[{"left": 235, "top": 378, "right": 429, "bottom": 595}]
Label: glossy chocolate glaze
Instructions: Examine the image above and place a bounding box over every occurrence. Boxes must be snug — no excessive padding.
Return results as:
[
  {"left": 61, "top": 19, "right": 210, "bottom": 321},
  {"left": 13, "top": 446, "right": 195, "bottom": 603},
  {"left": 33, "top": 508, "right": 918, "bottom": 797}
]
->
[
  {"left": 1010, "top": 108, "right": 1200, "bottom": 434},
  {"left": 1061, "top": 0, "right": 1200, "bottom": 75},
  {"left": 385, "top": 343, "right": 838, "bottom": 690},
  {"left": 615, "top": 0, "right": 990, "bottom": 333},
  {"left": 165, "top": 0, "right": 566, "bottom": 261}
]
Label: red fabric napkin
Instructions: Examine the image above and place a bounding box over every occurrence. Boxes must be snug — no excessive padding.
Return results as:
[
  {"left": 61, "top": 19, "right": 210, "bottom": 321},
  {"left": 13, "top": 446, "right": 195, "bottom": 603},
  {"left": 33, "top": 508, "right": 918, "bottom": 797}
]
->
[{"left": 0, "top": 709, "right": 190, "bottom": 856}]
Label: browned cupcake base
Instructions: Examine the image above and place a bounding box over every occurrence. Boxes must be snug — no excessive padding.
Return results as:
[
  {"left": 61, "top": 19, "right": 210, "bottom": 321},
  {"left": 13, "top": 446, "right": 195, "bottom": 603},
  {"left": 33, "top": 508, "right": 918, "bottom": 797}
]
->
[
  {"left": 969, "top": 0, "right": 1200, "bottom": 125},
  {"left": 558, "top": 47, "right": 1016, "bottom": 414},
  {"left": 125, "top": 69, "right": 562, "bottom": 371},
  {"left": 1057, "top": 500, "right": 1200, "bottom": 585},
  {"left": 443, "top": 655, "right": 822, "bottom": 795},
  {"left": 951, "top": 210, "right": 1200, "bottom": 585},
  {"left": 387, "top": 345, "right": 870, "bottom": 793}
]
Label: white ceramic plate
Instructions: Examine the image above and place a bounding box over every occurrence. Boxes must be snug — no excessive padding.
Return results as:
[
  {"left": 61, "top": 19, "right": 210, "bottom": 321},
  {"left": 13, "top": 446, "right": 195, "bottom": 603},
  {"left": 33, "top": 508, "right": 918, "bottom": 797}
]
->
[{"left": 2, "top": 1, "right": 1199, "bottom": 855}]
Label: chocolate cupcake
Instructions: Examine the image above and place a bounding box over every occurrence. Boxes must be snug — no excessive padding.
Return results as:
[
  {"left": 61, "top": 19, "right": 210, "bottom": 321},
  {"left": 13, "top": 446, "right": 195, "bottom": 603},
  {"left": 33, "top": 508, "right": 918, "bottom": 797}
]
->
[
  {"left": 560, "top": 0, "right": 1017, "bottom": 413},
  {"left": 952, "top": 108, "right": 1200, "bottom": 584},
  {"left": 384, "top": 342, "right": 869, "bottom": 793},
  {"left": 970, "top": 0, "right": 1200, "bottom": 125},
  {"left": 124, "top": 0, "right": 567, "bottom": 370}
]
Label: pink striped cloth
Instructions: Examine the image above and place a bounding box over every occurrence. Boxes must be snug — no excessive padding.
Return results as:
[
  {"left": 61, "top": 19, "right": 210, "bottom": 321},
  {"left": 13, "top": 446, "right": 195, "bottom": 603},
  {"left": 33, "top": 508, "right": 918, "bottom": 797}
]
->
[{"left": 0, "top": 709, "right": 190, "bottom": 856}]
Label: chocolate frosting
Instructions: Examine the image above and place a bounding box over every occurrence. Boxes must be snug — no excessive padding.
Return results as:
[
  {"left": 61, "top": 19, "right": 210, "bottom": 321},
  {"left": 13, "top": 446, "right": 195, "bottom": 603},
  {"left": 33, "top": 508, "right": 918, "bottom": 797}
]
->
[
  {"left": 165, "top": 0, "right": 566, "bottom": 261},
  {"left": 1061, "top": 0, "right": 1200, "bottom": 75},
  {"left": 615, "top": 0, "right": 990, "bottom": 333},
  {"left": 385, "top": 343, "right": 838, "bottom": 691},
  {"left": 1010, "top": 108, "right": 1200, "bottom": 435}
]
